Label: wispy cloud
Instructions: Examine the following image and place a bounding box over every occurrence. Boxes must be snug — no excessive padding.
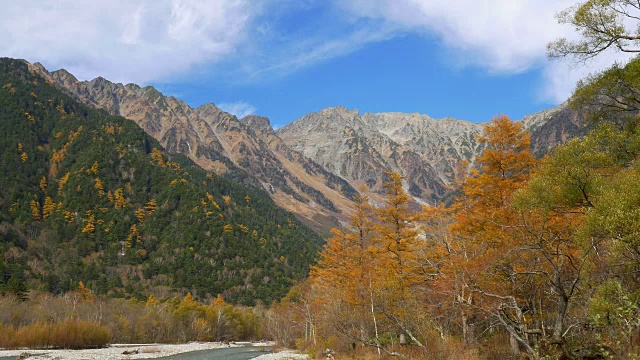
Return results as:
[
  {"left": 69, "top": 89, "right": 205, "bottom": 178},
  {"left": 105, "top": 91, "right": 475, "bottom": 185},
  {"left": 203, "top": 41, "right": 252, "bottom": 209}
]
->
[
  {"left": 241, "top": 26, "right": 397, "bottom": 80},
  {"left": 218, "top": 102, "right": 257, "bottom": 119},
  {"left": 337, "top": 0, "right": 576, "bottom": 73}
]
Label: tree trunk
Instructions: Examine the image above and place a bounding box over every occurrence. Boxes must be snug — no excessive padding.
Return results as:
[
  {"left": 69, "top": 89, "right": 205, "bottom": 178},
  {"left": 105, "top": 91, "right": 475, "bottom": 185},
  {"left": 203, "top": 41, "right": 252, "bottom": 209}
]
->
[
  {"left": 510, "top": 333, "right": 520, "bottom": 359},
  {"left": 462, "top": 309, "right": 475, "bottom": 345},
  {"left": 369, "top": 277, "right": 381, "bottom": 356},
  {"left": 552, "top": 290, "right": 574, "bottom": 360}
]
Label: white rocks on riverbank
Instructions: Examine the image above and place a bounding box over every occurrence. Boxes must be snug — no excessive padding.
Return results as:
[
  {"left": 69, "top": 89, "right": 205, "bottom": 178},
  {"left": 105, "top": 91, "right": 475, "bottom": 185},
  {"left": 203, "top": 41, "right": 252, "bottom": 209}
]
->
[
  {"left": 0, "top": 341, "right": 302, "bottom": 360},
  {"left": 252, "top": 350, "right": 309, "bottom": 359}
]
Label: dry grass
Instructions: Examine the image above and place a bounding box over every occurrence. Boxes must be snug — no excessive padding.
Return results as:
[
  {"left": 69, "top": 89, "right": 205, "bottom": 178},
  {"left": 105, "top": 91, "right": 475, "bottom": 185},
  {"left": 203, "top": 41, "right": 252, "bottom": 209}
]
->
[{"left": 0, "top": 319, "right": 110, "bottom": 349}]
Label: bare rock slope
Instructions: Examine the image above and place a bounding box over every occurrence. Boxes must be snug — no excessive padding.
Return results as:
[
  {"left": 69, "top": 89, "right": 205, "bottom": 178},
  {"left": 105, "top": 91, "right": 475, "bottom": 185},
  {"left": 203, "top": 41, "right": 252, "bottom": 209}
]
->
[{"left": 277, "top": 104, "right": 580, "bottom": 204}]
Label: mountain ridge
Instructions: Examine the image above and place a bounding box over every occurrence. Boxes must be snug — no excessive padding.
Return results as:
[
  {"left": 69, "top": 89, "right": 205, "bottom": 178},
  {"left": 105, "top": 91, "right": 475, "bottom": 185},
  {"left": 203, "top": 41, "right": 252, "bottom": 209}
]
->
[
  {"left": 29, "top": 60, "right": 584, "bottom": 232},
  {"left": 31, "top": 63, "right": 357, "bottom": 235}
]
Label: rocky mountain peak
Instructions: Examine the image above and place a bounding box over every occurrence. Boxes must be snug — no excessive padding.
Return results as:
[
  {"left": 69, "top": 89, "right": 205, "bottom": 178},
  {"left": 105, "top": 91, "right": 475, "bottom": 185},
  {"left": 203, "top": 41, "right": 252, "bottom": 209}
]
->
[
  {"left": 125, "top": 83, "right": 141, "bottom": 91},
  {"left": 519, "top": 102, "right": 568, "bottom": 131},
  {"left": 277, "top": 103, "right": 578, "bottom": 204},
  {"left": 197, "top": 103, "right": 224, "bottom": 118},
  {"left": 31, "top": 62, "right": 49, "bottom": 75},
  {"left": 240, "top": 115, "right": 273, "bottom": 135},
  {"left": 51, "top": 68, "right": 77, "bottom": 80},
  {"left": 321, "top": 105, "right": 360, "bottom": 120}
]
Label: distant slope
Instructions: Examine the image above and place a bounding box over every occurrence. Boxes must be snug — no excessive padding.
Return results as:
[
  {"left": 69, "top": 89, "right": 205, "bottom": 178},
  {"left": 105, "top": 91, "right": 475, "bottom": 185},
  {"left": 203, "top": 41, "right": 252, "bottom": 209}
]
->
[
  {"left": 0, "top": 58, "right": 321, "bottom": 305},
  {"left": 36, "top": 65, "right": 357, "bottom": 235},
  {"left": 519, "top": 103, "right": 587, "bottom": 156}
]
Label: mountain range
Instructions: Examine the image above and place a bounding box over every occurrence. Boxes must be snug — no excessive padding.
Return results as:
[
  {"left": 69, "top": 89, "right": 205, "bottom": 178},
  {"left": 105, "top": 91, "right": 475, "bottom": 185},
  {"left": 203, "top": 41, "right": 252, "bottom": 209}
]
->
[{"left": 30, "top": 61, "right": 586, "bottom": 235}]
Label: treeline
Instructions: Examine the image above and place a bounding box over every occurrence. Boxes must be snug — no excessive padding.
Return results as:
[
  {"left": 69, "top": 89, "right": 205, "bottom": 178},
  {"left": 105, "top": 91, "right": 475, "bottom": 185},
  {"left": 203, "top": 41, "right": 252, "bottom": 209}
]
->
[
  {"left": 0, "top": 287, "right": 263, "bottom": 348},
  {"left": 270, "top": 110, "right": 640, "bottom": 359},
  {"left": 0, "top": 58, "right": 321, "bottom": 305}
]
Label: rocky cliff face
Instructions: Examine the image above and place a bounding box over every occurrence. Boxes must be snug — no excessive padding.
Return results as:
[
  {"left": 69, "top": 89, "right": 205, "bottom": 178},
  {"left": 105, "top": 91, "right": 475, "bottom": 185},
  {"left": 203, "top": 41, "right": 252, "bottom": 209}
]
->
[
  {"left": 277, "top": 104, "right": 581, "bottom": 204},
  {"left": 520, "top": 103, "right": 586, "bottom": 156},
  {"left": 31, "top": 63, "right": 356, "bottom": 235},
  {"left": 278, "top": 107, "right": 485, "bottom": 203}
]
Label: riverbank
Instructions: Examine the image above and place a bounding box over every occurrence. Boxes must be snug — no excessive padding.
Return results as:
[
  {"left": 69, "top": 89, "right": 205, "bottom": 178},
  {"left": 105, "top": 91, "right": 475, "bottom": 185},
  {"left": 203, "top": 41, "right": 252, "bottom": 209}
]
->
[
  {"left": 251, "top": 350, "right": 309, "bottom": 359},
  {"left": 0, "top": 341, "right": 308, "bottom": 360}
]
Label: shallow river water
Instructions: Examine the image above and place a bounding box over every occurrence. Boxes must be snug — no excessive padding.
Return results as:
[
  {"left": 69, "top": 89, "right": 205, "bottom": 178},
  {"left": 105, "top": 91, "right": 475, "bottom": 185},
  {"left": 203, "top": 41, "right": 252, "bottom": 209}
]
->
[
  {"left": 0, "top": 345, "right": 272, "bottom": 360},
  {"left": 156, "top": 346, "right": 271, "bottom": 359}
]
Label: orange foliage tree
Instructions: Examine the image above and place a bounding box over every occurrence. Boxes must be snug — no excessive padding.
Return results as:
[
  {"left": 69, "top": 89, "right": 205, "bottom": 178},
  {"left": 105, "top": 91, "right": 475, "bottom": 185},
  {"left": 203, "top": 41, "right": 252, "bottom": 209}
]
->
[{"left": 445, "top": 115, "right": 537, "bottom": 349}]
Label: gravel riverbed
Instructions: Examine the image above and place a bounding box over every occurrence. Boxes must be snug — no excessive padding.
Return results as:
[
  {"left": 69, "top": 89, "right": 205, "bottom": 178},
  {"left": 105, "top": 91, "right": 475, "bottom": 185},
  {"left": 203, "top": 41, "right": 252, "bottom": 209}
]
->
[{"left": 0, "top": 342, "right": 307, "bottom": 360}]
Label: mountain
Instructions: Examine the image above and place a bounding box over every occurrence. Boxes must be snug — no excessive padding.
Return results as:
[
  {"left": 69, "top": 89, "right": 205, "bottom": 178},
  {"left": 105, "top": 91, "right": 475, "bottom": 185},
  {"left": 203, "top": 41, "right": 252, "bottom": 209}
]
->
[
  {"left": 277, "top": 104, "right": 581, "bottom": 204},
  {"left": 520, "top": 103, "right": 587, "bottom": 156},
  {"left": 34, "top": 65, "right": 356, "bottom": 235},
  {"left": 0, "top": 58, "right": 321, "bottom": 305},
  {"left": 35, "top": 61, "right": 584, "bottom": 224}
]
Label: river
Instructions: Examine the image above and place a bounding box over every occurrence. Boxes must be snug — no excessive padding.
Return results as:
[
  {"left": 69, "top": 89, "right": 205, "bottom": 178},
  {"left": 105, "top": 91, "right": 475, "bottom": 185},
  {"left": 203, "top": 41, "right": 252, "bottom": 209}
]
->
[
  {"left": 156, "top": 346, "right": 271, "bottom": 359},
  {"left": 0, "top": 345, "right": 273, "bottom": 360}
]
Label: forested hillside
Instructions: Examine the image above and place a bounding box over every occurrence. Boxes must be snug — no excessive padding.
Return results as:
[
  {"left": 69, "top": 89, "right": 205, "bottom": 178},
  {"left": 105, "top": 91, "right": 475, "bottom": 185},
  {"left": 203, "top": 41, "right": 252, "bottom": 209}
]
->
[{"left": 0, "top": 58, "right": 321, "bottom": 305}]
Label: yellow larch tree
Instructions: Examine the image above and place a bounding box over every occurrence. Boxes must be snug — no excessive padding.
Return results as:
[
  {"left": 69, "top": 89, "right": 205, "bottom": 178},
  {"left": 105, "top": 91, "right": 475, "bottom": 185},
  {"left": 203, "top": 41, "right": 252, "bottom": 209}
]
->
[
  {"left": 39, "top": 176, "right": 47, "bottom": 193},
  {"left": 446, "top": 115, "right": 537, "bottom": 350},
  {"left": 30, "top": 200, "right": 41, "bottom": 221},
  {"left": 42, "top": 197, "right": 56, "bottom": 219}
]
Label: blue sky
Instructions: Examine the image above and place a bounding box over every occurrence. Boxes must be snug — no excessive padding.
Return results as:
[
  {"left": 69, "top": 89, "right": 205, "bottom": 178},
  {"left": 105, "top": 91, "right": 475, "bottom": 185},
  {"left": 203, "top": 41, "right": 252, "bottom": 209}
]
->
[
  {"left": 152, "top": 33, "right": 549, "bottom": 128},
  {"left": 1, "top": 0, "right": 634, "bottom": 128}
]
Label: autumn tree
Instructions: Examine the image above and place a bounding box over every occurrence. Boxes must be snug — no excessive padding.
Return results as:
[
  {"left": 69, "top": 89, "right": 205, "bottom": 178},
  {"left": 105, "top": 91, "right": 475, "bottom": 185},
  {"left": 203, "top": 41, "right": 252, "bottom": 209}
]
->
[
  {"left": 373, "top": 173, "right": 424, "bottom": 282},
  {"left": 527, "top": 123, "right": 640, "bottom": 357},
  {"left": 145, "top": 199, "right": 157, "bottom": 214},
  {"left": 309, "top": 186, "right": 380, "bottom": 350},
  {"left": 39, "top": 176, "right": 47, "bottom": 193},
  {"left": 446, "top": 115, "right": 537, "bottom": 349},
  {"left": 42, "top": 197, "right": 55, "bottom": 219},
  {"left": 30, "top": 200, "right": 41, "bottom": 221},
  {"left": 113, "top": 188, "right": 126, "bottom": 209},
  {"left": 510, "top": 136, "right": 604, "bottom": 358}
]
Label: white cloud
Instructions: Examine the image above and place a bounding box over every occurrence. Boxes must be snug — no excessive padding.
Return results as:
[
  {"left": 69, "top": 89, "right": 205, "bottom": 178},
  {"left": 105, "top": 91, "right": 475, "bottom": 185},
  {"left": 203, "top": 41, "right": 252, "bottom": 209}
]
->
[
  {"left": 0, "top": 0, "right": 258, "bottom": 83},
  {"left": 1, "top": 0, "right": 634, "bottom": 105},
  {"left": 338, "top": 0, "right": 575, "bottom": 72},
  {"left": 337, "top": 0, "right": 633, "bottom": 103},
  {"left": 542, "top": 51, "right": 638, "bottom": 103},
  {"left": 218, "top": 102, "right": 257, "bottom": 119}
]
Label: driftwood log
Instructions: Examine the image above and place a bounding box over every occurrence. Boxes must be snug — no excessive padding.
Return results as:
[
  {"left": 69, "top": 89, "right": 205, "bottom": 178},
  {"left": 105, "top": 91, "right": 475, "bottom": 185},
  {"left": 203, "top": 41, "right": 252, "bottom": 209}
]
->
[{"left": 122, "top": 348, "right": 140, "bottom": 355}]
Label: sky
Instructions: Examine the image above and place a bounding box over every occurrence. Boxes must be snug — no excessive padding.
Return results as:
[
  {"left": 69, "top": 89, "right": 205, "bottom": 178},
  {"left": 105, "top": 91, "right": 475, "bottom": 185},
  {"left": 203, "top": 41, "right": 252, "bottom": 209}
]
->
[{"left": 0, "top": 0, "right": 636, "bottom": 128}]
